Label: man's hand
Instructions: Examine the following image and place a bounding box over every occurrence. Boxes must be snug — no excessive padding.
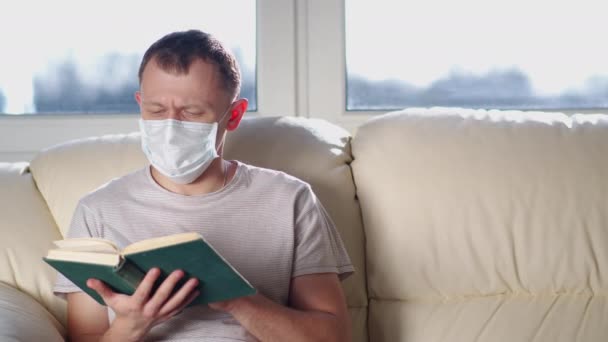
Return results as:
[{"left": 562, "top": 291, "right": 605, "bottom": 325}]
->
[{"left": 87, "top": 267, "right": 199, "bottom": 342}]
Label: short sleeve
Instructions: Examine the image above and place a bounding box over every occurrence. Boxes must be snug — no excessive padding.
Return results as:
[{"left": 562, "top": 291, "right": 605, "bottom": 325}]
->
[
  {"left": 292, "top": 186, "right": 354, "bottom": 280},
  {"left": 52, "top": 201, "right": 101, "bottom": 296}
]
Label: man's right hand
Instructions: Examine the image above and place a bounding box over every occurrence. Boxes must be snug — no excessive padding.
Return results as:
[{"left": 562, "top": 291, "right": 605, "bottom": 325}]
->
[{"left": 87, "top": 267, "right": 199, "bottom": 342}]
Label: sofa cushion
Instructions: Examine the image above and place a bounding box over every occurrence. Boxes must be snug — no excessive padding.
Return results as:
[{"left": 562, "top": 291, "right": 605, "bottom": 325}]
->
[
  {"left": 369, "top": 295, "right": 607, "bottom": 342},
  {"left": 352, "top": 108, "right": 608, "bottom": 341},
  {"left": 29, "top": 132, "right": 147, "bottom": 237},
  {"left": 223, "top": 117, "right": 369, "bottom": 341},
  {"left": 0, "top": 163, "right": 67, "bottom": 326},
  {"left": 0, "top": 282, "right": 65, "bottom": 341},
  {"left": 29, "top": 116, "right": 368, "bottom": 339}
]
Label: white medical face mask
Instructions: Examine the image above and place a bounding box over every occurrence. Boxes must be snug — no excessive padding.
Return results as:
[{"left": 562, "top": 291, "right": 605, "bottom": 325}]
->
[{"left": 139, "top": 109, "right": 230, "bottom": 184}]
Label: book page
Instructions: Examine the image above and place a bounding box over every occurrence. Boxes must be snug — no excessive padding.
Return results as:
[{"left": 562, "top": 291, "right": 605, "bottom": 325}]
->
[
  {"left": 122, "top": 232, "right": 202, "bottom": 255},
  {"left": 46, "top": 250, "right": 121, "bottom": 266},
  {"left": 54, "top": 238, "right": 119, "bottom": 254}
]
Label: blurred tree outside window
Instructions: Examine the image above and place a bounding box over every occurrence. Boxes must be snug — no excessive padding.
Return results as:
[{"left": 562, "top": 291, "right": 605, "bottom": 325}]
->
[
  {"left": 0, "top": 0, "right": 256, "bottom": 115},
  {"left": 346, "top": 0, "right": 608, "bottom": 111}
]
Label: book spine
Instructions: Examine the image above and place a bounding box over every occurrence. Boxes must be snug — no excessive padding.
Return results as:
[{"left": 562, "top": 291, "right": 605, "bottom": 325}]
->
[{"left": 114, "top": 259, "right": 146, "bottom": 292}]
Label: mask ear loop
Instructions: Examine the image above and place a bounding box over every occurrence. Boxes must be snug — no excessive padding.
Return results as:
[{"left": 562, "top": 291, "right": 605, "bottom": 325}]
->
[
  {"left": 218, "top": 103, "right": 233, "bottom": 124},
  {"left": 215, "top": 103, "right": 234, "bottom": 152},
  {"left": 217, "top": 103, "right": 234, "bottom": 185}
]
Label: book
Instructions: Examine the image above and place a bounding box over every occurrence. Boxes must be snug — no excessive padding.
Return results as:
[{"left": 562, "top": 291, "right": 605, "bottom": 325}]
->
[{"left": 44, "top": 232, "right": 255, "bottom": 306}]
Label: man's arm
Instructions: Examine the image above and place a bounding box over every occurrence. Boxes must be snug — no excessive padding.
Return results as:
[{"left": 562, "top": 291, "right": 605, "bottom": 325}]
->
[
  {"left": 210, "top": 273, "right": 352, "bottom": 342},
  {"left": 66, "top": 292, "right": 109, "bottom": 342}
]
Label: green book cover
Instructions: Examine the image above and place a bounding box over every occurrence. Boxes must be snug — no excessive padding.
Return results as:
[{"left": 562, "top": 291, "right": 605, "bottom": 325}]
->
[
  {"left": 43, "top": 257, "right": 144, "bottom": 305},
  {"left": 123, "top": 239, "right": 256, "bottom": 305},
  {"left": 44, "top": 232, "right": 255, "bottom": 306}
]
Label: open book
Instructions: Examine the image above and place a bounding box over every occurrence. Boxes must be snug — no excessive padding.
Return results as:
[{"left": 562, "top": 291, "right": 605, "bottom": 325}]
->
[{"left": 44, "top": 232, "right": 255, "bottom": 306}]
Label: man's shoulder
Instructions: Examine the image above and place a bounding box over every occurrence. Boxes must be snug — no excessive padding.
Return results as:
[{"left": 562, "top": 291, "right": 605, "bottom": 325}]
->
[
  {"left": 239, "top": 162, "right": 311, "bottom": 192},
  {"left": 79, "top": 167, "right": 148, "bottom": 208}
]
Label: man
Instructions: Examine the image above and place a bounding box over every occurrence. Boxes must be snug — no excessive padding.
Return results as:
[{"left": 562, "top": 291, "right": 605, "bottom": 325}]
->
[{"left": 53, "top": 30, "right": 354, "bottom": 341}]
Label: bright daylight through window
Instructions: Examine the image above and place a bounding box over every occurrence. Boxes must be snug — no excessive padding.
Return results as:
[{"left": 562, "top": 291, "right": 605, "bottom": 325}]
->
[
  {"left": 0, "top": 0, "right": 256, "bottom": 115},
  {"left": 345, "top": 0, "right": 608, "bottom": 111}
]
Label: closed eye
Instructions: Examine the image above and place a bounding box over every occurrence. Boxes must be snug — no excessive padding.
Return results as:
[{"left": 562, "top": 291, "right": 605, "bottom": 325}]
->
[
  {"left": 145, "top": 107, "right": 165, "bottom": 115},
  {"left": 183, "top": 109, "right": 206, "bottom": 117}
]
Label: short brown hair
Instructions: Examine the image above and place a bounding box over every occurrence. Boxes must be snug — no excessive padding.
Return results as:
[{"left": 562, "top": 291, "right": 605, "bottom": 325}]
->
[{"left": 138, "top": 30, "right": 241, "bottom": 98}]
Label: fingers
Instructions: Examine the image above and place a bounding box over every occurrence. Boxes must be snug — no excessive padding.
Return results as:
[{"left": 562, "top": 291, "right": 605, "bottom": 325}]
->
[
  {"left": 144, "top": 270, "right": 187, "bottom": 314},
  {"left": 89, "top": 268, "right": 199, "bottom": 324},
  {"left": 132, "top": 267, "right": 162, "bottom": 303},
  {"left": 87, "top": 278, "right": 117, "bottom": 305},
  {"left": 157, "top": 277, "right": 199, "bottom": 317},
  {"left": 159, "top": 288, "right": 200, "bottom": 322}
]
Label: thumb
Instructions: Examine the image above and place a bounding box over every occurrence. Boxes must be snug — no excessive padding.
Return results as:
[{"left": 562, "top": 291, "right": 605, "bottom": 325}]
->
[{"left": 87, "top": 278, "right": 116, "bottom": 304}]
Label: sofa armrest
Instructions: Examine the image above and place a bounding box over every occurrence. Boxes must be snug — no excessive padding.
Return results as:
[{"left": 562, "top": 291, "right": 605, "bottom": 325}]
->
[{"left": 0, "top": 282, "right": 65, "bottom": 342}]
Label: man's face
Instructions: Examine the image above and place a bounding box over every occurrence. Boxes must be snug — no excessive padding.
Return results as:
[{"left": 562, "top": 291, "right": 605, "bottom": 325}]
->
[{"left": 135, "top": 58, "right": 233, "bottom": 126}]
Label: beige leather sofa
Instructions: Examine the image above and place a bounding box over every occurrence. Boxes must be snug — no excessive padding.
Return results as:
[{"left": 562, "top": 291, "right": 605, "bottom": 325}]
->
[{"left": 1, "top": 108, "right": 607, "bottom": 341}]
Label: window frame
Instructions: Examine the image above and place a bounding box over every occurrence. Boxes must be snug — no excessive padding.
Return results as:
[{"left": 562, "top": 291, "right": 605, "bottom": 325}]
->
[
  {"left": 1, "top": 0, "right": 607, "bottom": 162},
  {"left": 304, "top": 0, "right": 607, "bottom": 132}
]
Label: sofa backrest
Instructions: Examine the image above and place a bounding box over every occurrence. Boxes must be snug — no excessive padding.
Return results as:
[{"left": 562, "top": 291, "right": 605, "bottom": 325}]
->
[
  {"left": 27, "top": 116, "right": 369, "bottom": 341},
  {"left": 351, "top": 108, "right": 608, "bottom": 342},
  {"left": 0, "top": 162, "right": 66, "bottom": 324}
]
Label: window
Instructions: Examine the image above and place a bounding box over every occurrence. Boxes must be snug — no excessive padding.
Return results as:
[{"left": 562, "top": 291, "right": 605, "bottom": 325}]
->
[
  {"left": 0, "top": 0, "right": 256, "bottom": 115},
  {"left": 345, "top": 0, "right": 608, "bottom": 111}
]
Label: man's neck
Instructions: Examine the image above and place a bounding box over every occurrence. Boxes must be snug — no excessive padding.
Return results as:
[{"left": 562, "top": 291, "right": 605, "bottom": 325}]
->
[{"left": 150, "top": 158, "right": 229, "bottom": 196}]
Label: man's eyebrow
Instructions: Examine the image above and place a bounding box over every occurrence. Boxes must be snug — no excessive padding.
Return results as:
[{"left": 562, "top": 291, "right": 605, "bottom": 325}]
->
[
  {"left": 141, "top": 101, "right": 164, "bottom": 107},
  {"left": 184, "top": 101, "right": 217, "bottom": 111},
  {"left": 183, "top": 104, "right": 207, "bottom": 110}
]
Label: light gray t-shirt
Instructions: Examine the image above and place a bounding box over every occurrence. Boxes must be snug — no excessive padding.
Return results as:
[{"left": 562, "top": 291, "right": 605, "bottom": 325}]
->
[{"left": 53, "top": 161, "right": 353, "bottom": 341}]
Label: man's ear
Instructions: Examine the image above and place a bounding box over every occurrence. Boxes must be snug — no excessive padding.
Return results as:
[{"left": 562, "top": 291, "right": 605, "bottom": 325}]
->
[
  {"left": 135, "top": 91, "right": 142, "bottom": 106},
  {"left": 226, "top": 98, "right": 248, "bottom": 131}
]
